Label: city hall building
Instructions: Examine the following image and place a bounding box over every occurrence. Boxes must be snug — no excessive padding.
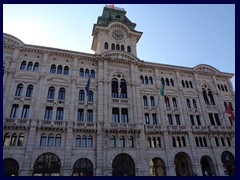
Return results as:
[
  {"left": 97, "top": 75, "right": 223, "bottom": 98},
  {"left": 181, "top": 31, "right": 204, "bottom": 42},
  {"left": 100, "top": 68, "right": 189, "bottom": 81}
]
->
[{"left": 3, "top": 5, "right": 235, "bottom": 176}]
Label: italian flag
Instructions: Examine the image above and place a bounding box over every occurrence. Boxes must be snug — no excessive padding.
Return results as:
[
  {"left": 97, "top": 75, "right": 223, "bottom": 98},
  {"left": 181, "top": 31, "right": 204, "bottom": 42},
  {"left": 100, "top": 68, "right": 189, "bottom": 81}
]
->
[
  {"left": 226, "top": 103, "right": 235, "bottom": 121},
  {"left": 161, "top": 85, "right": 168, "bottom": 104}
]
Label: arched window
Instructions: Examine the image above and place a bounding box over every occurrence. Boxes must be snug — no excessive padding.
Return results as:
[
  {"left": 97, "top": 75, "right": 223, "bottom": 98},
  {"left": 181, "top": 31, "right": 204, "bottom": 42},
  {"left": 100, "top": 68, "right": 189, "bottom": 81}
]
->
[
  {"left": 185, "top": 81, "right": 189, "bottom": 88},
  {"left": 112, "top": 108, "right": 119, "bottom": 123},
  {"left": 127, "top": 46, "right": 131, "bottom": 52},
  {"left": 26, "top": 84, "right": 33, "bottom": 97},
  {"left": 48, "top": 134, "right": 54, "bottom": 147},
  {"left": 172, "top": 137, "right": 176, "bottom": 147},
  {"left": 196, "top": 115, "right": 201, "bottom": 125},
  {"left": 121, "top": 108, "right": 128, "bottom": 123},
  {"left": 221, "top": 137, "right": 225, "bottom": 146},
  {"left": 229, "top": 102, "right": 234, "bottom": 111},
  {"left": 151, "top": 137, "right": 156, "bottom": 148},
  {"left": 27, "top": 62, "right": 33, "bottom": 71},
  {"left": 79, "top": 68, "right": 84, "bottom": 77},
  {"left": 10, "top": 104, "right": 19, "bottom": 118},
  {"left": 79, "top": 90, "right": 85, "bottom": 101},
  {"left": 58, "top": 87, "right": 65, "bottom": 100},
  {"left": 140, "top": 75, "right": 144, "bottom": 84},
  {"left": 120, "top": 136, "right": 125, "bottom": 147},
  {"left": 195, "top": 137, "right": 199, "bottom": 147},
  {"left": 121, "top": 45, "right": 124, "bottom": 51},
  {"left": 88, "top": 90, "right": 93, "bottom": 102},
  {"left": 190, "top": 115, "right": 194, "bottom": 125},
  {"left": 21, "top": 105, "right": 30, "bottom": 119},
  {"left": 4, "top": 133, "right": 10, "bottom": 146},
  {"left": 47, "top": 86, "right": 55, "bottom": 99},
  {"left": 87, "top": 136, "right": 92, "bottom": 148},
  {"left": 40, "top": 133, "right": 47, "bottom": 147},
  {"left": 215, "top": 137, "right": 219, "bottom": 146},
  {"left": 56, "top": 107, "right": 64, "bottom": 120},
  {"left": 120, "top": 79, "right": 127, "bottom": 98},
  {"left": 104, "top": 42, "right": 108, "bottom": 49},
  {"left": 111, "top": 43, "right": 115, "bottom": 50},
  {"left": 193, "top": 99, "right": 197, "bottom": 109},
  {"left": 189, "top": 81, "right": 193, "bottom": 88},
  {"left": 149, "top": 76, "right": 153, "bottom": 84},
  {"left": 221, "top": 85, "right": 224, "bottom": 91},
  {"left": 157, "top": 137, "right": 161, "bottom": 147},
  {"left": 199, "top": 137, "right": 203, "bottom": 147},
  {"left": 82, "top": 135, "right": 87, "bottom": 147},
  {"left": 143, "top": 96, "right": 148, "bottom": 106},
  {"left": 50, "top": 64, "right": 56, "bottom": 73},
  {"left": 20, "top": 61, "right": 26, "bottom": 70},
  {"left": 226, "top": 137, "right": 231, "bottom": 146},
  {"left": 145, "top": 113, "right": 150, "bottom": 124},
  {"left": 150, "top": 96, "right": 155, "bottom": 106},
  {"left": 90, "top": 70, "right": 95, "bottom": 78},
  {"left": 176, "top": 137, "right": 181, "bottom": 147},
  {"left": 145, "top": 76, "right": 149, "bottom": 84},
  {"left": 64, "top": 66, "right": 69, "bottom": 75},
  {"left": 33, "top": 62, "right": 39, "bottom": 72},
  {"left": 148, "top": 137, "right": 152, "bottom": 148},
  {"left": 202, "top": 89, "right": 209, "bottom": 105},
  {"left": 111, "top": 136, "right": 116, "bottom": 148},
  {"left": 181, "top": 80, "right": 185, "bottom": 87},
  {"left": 166, "top": 78, "right": 170, "bottom": 86},
  {"left": 208, "top": 90, "right": 215, "bottom": 105},
  {"left": 87, "top": 109, "right": 93, "bottom": 122},
  {"left": 203, "top": 137, "right": 207, "bottom": 147},
  {"left": 57, "top": 65, "right": 63, "bottom": 74},
  {"left": 15, "top": 83, "right": 23, "bottom": 96},
  {"left": 76, "top": 135, "right": 81, "bottom": 147},
  {"left": 186, "top": 99, "right": 191, "bottom": 108},
  {"left": 116, "top": 44, "right": 120, "bottom": 50},
  {"left": 44, "top": 106, "right": 53, "bottom": 120},
  {"left": 167, "top": 114, "right": 173, "bottom": 125},
  {"left": 165, "top": 96, "right": 170, "bottom": 107},
  {"left": 77, "top": 109, "right": 84, "bottom": 121},
  {"left": 224, "top": 85, "right": 228, "bottom": 92},
  {"left": 129, "top": 136, "right": 134, "bottom": 148},
  {"left": 170, "top": 79, "right": 174, "bottom": 86},
  {"left": 172, "top": 97, "right": 177, "bottom": 108},
  {"left": 161, "top": 78, "right": 165, "bottom": 86},
  {"left": 55, "top": 134, "right": 61, "bottom": 147},
  {"left": 10, "top": 133, "right": 17, "bottom": 146},
  {"left": 217, "top": 84, "right": 221, "bottom": 90},
  {"left": 85, "top": 69, "right": 89, "bottom": 77},
  {"left": 112, "top": 78, "right": 118, "bottom": 98},
  {"left": 175, "top": 114, "right": 180, "bottom": 125}
]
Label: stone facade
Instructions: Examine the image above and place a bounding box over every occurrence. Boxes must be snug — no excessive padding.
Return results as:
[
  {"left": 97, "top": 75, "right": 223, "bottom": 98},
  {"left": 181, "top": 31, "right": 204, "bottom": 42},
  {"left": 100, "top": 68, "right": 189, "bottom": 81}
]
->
[{"left": 3, "top": 6, "right": 235, "bottom": 176}]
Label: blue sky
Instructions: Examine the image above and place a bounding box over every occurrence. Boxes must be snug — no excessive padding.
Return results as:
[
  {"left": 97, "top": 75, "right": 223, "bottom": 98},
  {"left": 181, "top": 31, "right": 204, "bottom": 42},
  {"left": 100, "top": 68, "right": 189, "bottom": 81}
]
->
[{"left": 3, "top": 4, "right": 235, "bottom": 89}]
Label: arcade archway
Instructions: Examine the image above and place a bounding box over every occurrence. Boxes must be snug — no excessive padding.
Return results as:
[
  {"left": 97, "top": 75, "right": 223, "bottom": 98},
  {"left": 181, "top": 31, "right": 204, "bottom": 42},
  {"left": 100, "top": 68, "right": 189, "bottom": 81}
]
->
[{"left": 112, "top": 153, "right": 135, "bottom": 176}]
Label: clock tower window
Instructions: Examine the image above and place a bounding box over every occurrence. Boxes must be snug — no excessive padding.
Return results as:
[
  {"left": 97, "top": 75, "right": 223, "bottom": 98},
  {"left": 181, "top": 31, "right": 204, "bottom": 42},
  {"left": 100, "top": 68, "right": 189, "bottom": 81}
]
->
[
  {"left": 104, "top": 42, "right": 108, "bottom": 49},
  {"left": 111, "top": 43, "right": 115, "bottom": 50}
]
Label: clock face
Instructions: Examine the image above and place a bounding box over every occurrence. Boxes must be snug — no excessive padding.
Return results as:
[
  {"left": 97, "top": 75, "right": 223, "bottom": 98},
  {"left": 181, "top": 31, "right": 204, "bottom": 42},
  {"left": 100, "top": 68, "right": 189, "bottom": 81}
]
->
[{"left": 112, "top": 30, "right": 124, "bottom": 41}]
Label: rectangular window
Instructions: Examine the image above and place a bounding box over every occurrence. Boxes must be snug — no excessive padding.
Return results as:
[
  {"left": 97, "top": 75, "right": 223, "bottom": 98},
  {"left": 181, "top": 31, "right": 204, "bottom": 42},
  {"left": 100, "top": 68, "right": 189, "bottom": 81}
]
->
[
  {"left": 190, "top": 115, "right": 194, "bottom": 125},
  {"left": 209, "top": 113, "right": 215, "bottom": 125},
  {"left": 10, "top": 104, "right": 19, "bottom": 118},
  {"left": 196, "top": 115, "right": 201, "bottom": 126},
  {"left": 152, "top": 113, "right": 157, "bottom": 124},
  {"left": 175, "top": 114, "right": 180, "bottom": 125},
  {"left": 167, "top": 114, "right": 173, "bottom": 125},
  {"left": 214, "top": 113, "right": 221, "bottom": 126},
  {"left": 44, "top": 106, "right": 53, "bottom": 120},
  {"left": 87, "top": 110, "right": 93, "bottom": 122},
  {"left": 145, "top": 113, "right": 150, "bottom": 124},
  {"left": 77, "top": 109, "right": 84, "bottom": 121},
  {"left": 112, "top": 108, "right": 119, "bottom": 123},
  {"left": 56, "top": 108, "right": 64, "bottom": 120},
  {"left": 21, "top": 105, "right": 30, "bottom": 119}
]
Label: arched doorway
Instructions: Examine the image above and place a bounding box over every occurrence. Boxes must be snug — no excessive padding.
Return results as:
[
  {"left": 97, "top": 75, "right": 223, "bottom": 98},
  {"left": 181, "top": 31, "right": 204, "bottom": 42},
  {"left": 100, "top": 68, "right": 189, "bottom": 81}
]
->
[
  {"left": 72, "top": 158, "right": 93, "bottom": 176},
  {"left": 221, "top": 151, "right": 235, "bottom": 176},
  {"left": 33, "top": 152, "right": 61, "bottom": 176},
  {"left": 200, "top": 156, "right": 216, "bottom": 176},
  {"left": 149, "top": 157, "right": 166, "bottom": 176},
  {"left": 174, "top": 152, "right": 194, "bottom": 176},
  {"left": 3, "top": 158, "right": 19, "bottom": 176},
  {"left": 112, "top": 153, "right": 135, "bottom": 176}
]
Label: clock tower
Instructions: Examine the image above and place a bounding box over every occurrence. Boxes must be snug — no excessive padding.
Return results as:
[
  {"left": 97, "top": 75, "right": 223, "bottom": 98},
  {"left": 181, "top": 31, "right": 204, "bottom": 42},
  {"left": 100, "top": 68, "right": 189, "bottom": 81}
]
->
[{"left": 91, "top": 5, "right": 142, "bottom": 57}]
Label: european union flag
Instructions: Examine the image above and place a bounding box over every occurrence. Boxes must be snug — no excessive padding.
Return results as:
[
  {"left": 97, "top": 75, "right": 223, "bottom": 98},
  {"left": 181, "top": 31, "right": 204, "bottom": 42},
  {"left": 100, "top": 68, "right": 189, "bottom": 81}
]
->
[{"left": 85, "top": 75, "right": 91, "bottom": 96}]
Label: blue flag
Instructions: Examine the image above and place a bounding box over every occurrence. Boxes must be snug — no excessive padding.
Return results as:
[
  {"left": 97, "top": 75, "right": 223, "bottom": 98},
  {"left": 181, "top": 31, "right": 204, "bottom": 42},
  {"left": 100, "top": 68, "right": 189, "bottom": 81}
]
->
[{"left": 85, "top": 75, "right": 91, "bottom": 96}]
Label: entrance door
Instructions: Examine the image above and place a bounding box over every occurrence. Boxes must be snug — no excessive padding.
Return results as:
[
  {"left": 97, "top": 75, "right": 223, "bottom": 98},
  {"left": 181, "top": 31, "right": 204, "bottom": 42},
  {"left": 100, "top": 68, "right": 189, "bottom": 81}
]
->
[{"left": 112, "top": 153, "right": 135, "bottom": 176}]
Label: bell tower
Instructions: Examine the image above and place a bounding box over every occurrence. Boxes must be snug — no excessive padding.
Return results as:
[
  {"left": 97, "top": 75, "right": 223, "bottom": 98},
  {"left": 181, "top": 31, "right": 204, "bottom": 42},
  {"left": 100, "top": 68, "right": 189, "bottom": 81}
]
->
[{"left": 91, "top": 5, "right": 142, "bottom": 57}]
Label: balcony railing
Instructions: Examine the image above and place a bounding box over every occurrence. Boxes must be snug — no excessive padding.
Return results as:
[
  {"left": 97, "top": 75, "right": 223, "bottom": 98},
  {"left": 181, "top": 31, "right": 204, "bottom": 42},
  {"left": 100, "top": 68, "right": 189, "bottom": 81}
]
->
[
  {"left": 4, "top": 118, "right": 31, "bottom": 126},
  {"left": 39, "top": 120, "right": 68, "bottom": 127}
]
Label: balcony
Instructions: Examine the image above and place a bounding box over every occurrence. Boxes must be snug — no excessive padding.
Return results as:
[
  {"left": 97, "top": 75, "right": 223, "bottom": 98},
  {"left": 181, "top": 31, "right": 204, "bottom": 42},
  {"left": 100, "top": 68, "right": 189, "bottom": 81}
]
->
[
  {"left": 4, "top": 118, "right": 31, "bottom": 127},
  {"left": 144, "top": 124, "right": 163, "bottom": 134},
  {"left": 73, "top": 122, "right": 97, "bottom": 132},
  {"left": 39, "top": 120, "right": 68, "bottom": 128},
  {"left": 105, "top": 123, "right": 138, "bottom": 133},
  {"left": 167, "top": 125, "right": 187, "bottom": 134},
  {"left": 112, "top": 98, "right": 128, "bottom": 105}
]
